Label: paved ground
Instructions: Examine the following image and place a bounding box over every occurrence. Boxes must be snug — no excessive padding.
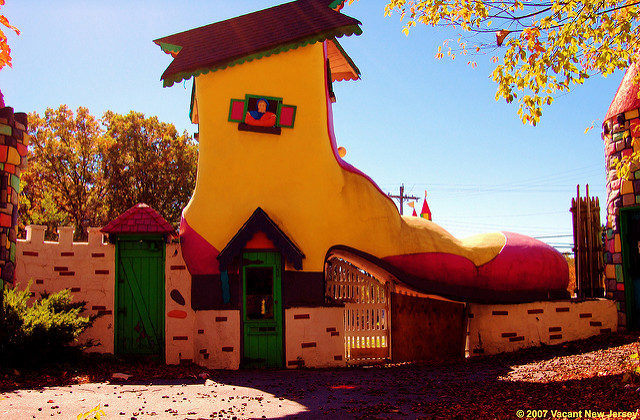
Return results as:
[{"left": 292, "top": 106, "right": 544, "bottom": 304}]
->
[{"left": 1, "top": 333, "right": 640, "bottom": 419}]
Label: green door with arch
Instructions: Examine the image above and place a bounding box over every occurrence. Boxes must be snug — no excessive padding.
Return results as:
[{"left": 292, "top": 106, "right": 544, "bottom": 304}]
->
[
  {"left": 242, "top": 251, "right": 283, "bottom": 368},
  {"left": 115, "top": 235, "right": 165, "bottom": 356}
]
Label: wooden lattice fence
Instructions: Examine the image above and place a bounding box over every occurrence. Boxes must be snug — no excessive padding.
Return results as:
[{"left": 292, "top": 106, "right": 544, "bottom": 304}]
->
[{"left": 570, "top": 184, "right": 604, "bottom": 298}]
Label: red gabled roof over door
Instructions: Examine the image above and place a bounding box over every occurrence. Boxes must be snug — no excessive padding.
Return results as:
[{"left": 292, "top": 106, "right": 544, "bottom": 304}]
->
[{"left": 101, "top": 203, "right": 175, "bottom": 235}]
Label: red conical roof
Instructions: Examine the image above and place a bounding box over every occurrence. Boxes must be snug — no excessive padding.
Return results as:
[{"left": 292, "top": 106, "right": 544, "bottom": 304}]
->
[
  {"left": 605, "top": 62, "right": 640, "bottom": 122},
  {"left": 101, "top": 203, "right": 175, "bottom": 235}
]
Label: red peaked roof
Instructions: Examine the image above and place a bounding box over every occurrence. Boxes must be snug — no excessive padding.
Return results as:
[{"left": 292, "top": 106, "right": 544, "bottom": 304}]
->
[
  {"left": 101, "top": 203, "right": 175, "bottom": 235},
  {"left": 154, "top": 0, "right": 362, "bottom": 87},
  {"left": 605, "top": 62, "right": 640, "bottom": 122}
]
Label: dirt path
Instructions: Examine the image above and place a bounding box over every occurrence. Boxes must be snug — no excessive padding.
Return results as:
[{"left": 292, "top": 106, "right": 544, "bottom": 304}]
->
[{"left": 1, "top": 333, "right": 639, "bottom": 419}]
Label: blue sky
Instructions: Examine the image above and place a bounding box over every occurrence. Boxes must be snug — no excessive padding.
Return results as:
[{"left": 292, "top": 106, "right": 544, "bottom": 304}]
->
[{"left": 0, "top": 0, "right": 624, "bottom": 252}]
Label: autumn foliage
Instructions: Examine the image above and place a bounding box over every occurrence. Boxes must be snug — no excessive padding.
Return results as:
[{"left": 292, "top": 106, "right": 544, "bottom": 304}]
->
[
  {"left": 0, "top": 0, "right": 19, "bottom": 71},
  {"left": 20, "top": 106, "right": 198, "bottom": 239},
  {"left": 365, "top": 0, "right": 640, "bottom": 125}
]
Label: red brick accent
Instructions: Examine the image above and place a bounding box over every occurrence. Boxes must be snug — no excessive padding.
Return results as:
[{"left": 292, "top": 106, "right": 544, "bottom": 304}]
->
[
  {"left": 35, "top": 279, "right": 44, "bottom": 284},
  {"left": 168, "top": 310, "right": 188, "bottom": 319},
  {"left": 170, "top": 265, "right": 186, "bottom": 270},
  {"left": 92, "top": 305, "right": 106, "bottom": 310},
  {"left": 199, "top": 349, "right": 207, "bottom": 354},
  {"left": 326, "top": 327, "right": 337, "bottom": 332},
  {"left": 501, "top": 332, "right": 517, "bottom": 338},
  {"left": 91, "top": 253, "right": 105, "bottom": 258},
  {"left": 550, "top": 334, "right": 563, "bottom": 340},
  {"left": 334, "top": 355, "right": 343, "bottom": 361},
  {"left": 590, "top": 321, "right": 602, "bottom": 327},
  {"left": 549, "top": 327, "right": 562, "bottom": 332},
  {"left": 222, "top": 346, "right": 234, "bottom": 352},
  {"left": 555, "top": 307, "right": 570, "bottom": 312},
  {"left": 61, "top": 252, "right": 74, "bottom": 257},
  {"left": 53, "top": 266, "right": 68, "bottom": 272},
  {"left": 600, "top": 328, "right": 612, "bottom": 334},
  {"left": 579, "top": 313, "right": 593, "bottom": 318},
  {"left": 508, "top": 336, "right": 524, "bottom": 342},
  {"left": 301, "top": 342, "right": 317, "bottom": 348},
  {"left": 59, "top": 272, "right": 75, "bottom": 276},
  {"left": 173, "top": 336, "right": 189, "bottom": 341},
  {"left": 215, "top": 317, "right": 228, "bottom": 322},
  {"left": 198, "top": 329, "right": 205, "bottom": 334},
  {"left": 527, "top": 309, "right": 543, "bottom": 314},
  {"left": 288, "top": 360, "right": 303, "bottom": 366},
  {"left": 330, "top": 331, "right": 339, "bottom": 337},
  {"left": 95, "top": 270, "right": 109, "bottom": 275},
  {"left": 70, "top": 287, "right": 81, "bottom": 292},
  {"left": 97, "top": 310, "right": 112, "bottom": 316},
  {"left": 294, "top": 314, "right": 310, "bottom": 319},
  {"left": 492, "top": 310, "right": 508, "bottom": 316},
  {"left": 22, "top": 251, "right": 38, "bottom": 256}
]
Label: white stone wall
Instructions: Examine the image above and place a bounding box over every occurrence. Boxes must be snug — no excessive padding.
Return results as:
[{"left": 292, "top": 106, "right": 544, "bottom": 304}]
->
[
  {"left": 16, "top": 225, "right": 115, "bottom": 353},
  {"left": 467, "top": 299, "right": 619, "bottom": 356},
  {"left": 285, "top": 307, "right": 345, "bottom": 368}
]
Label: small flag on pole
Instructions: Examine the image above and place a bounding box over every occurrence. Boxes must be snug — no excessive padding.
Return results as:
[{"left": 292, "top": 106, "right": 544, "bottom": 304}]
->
[
  {"left": 408, "top": 201, "right": 417, "bottom": 217},
  {"left": 420, "top": 191, "right": 432, "bottom": 221}
]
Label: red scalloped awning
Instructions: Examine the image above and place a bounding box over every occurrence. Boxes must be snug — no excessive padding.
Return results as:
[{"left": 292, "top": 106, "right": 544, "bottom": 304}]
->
[
  {"left": 101, "top": 203, "right": 175, "bottom": 235},
  {"left": 605, "top": 62, "right": 640, "bottom": 122}
]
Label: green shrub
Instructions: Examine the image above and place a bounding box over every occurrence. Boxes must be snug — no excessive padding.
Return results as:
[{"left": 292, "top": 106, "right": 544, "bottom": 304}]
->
[{"left": 0, "top": 282, "right": 94, "bottom": 367}]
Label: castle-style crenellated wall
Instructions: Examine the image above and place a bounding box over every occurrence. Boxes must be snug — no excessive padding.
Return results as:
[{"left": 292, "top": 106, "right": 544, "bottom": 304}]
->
[
  {"left": 16, "top": 225, "right": 116, "bottom": 353},
  {"left": 0, "top": 107, "right": 29, "bottom": 286},
  {"left": 602, "top": 108, "right": 640, "bottom": 329}
]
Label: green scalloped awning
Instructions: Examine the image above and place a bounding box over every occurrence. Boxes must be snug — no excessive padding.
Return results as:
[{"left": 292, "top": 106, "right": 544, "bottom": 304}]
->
[
  {"left": 329, "top": 0, "right": 347, "bottom": 9},
  {"left": 163, "top": 24, "right": 362, "bottom": 88},
  {"left": 158, "top": 42, "right": 182, "bottom": 55}
]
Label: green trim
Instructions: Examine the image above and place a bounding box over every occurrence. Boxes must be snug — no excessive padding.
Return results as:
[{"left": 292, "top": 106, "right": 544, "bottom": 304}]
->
[
  {"left": 158, "top": 42, "right": 182, "bottom": 55},
  {"left": 329, "top": 0, "right": 346, "bottom": 8},
  {"left": 114, "top": 241, "right": 120, "bottom": 354},
  {"left": 331, "top": 37, "right": 361, "bottom": 78},
  {"left": 189, "top": 80, "right": 196, "bottom": 123},
  {"left": 244, "top": 94, "right": 283, "bottom": 124},
  {"left": 278, "top": 104, "right": 297, "bottom": 128},
  {"left": 228, "top": 98, "right": 246, "bottom": 123},
  {"left": 620, "top": 206, "right": 640, "bottom": 329},
  {"left": 162, "top": 25, "right": 363, "bottom": 87}
]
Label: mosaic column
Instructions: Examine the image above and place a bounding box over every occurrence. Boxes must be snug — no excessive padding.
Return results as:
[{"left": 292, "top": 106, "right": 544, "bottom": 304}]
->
[
  {"left": 602, "top": 109, "right": 640, "bottom": 329},
  {"left": 0, "top": 106, "right": 29, "bottom": 287}
]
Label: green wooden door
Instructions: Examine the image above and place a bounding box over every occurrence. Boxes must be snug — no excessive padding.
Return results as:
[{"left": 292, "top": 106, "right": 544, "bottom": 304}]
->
[
  {"left": 622, "top": 209, "right": 640, "bottom": 329},
  {"left": 242, "top": 251, "right": 283, "bottom": 368},
  {"left": 115, "top": 236, "right": 165, "bottom": 356}
]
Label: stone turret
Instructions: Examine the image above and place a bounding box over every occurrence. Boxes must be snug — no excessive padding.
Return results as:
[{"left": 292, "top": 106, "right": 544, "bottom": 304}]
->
[
  {"left": 0, "top": 106, "right": 29, "bottom": 285},
  {"left": 602, "top": 62, "right": 640, "bottom": 329}
]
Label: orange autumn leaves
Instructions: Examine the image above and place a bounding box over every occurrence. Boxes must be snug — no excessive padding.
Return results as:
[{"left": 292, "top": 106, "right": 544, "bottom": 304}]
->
[
  {"left": 0, "top": 0, "right": 19, "bottom": 71},
  {"left": 380, "top": 0, "right": 640, "bottom": 126}
]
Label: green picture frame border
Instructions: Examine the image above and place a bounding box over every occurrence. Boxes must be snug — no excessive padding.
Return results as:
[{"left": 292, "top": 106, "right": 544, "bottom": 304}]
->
[
  {"left": 228, "top": 98, "right": 246, "bottom": 123},
  {"left": 228, "top": 94, "right": 296, "bottom": 130}
]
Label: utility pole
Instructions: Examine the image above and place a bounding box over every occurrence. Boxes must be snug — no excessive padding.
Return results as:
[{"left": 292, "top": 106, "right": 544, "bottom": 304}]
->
[{"left": 388, "top": 184, "right": 420, "bottom": 215}]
